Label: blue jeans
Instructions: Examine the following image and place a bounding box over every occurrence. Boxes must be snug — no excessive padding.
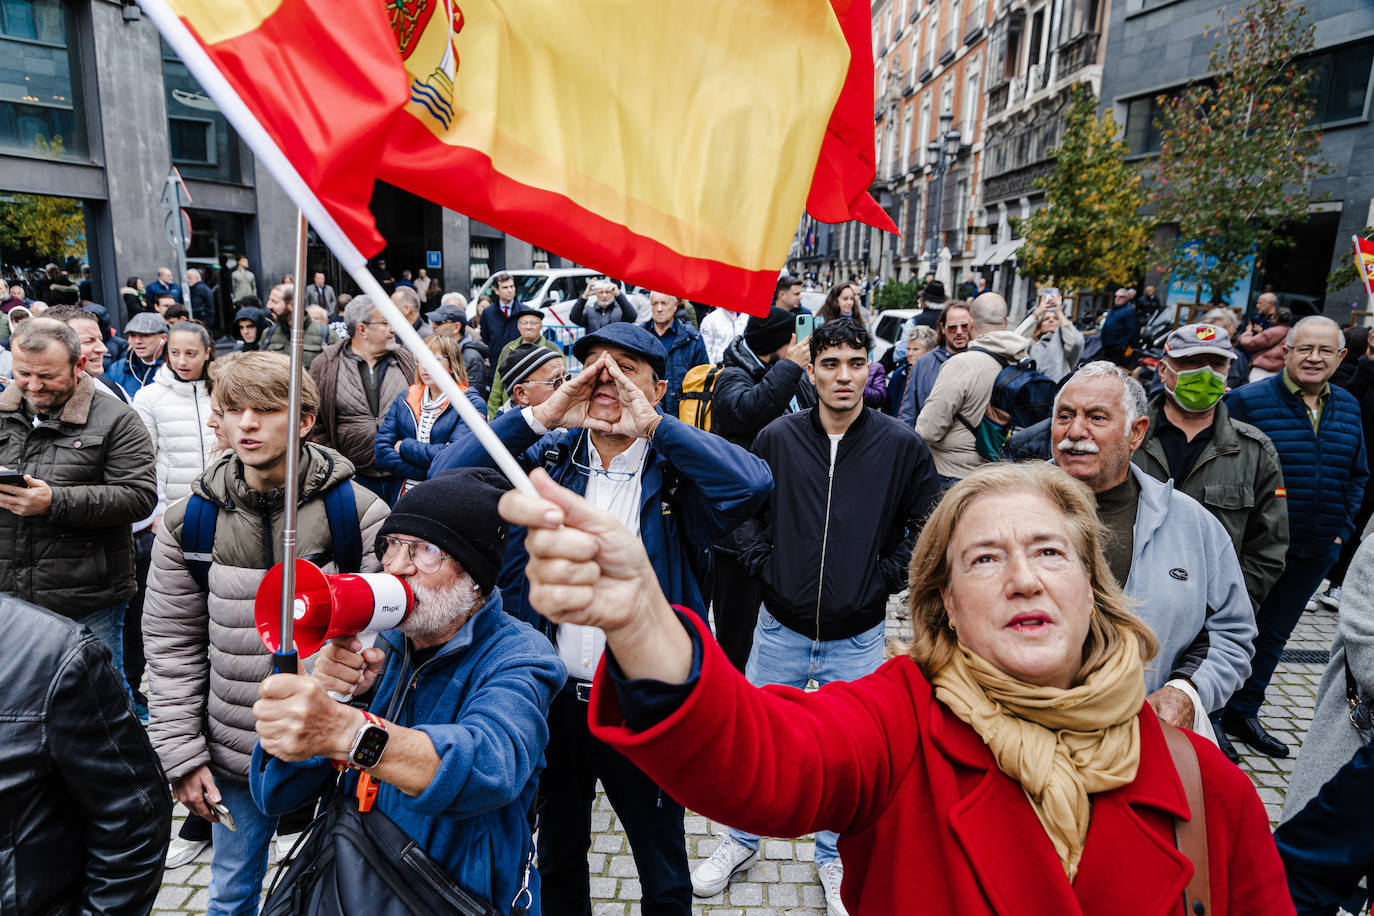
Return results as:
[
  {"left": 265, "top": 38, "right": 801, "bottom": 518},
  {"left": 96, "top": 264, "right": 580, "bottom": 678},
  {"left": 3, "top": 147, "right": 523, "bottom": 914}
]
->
[
  {"left": 73, "top": 602, "right": 130, "bottom": 697},
  {"left": 1226, "top": 542, "right": 1341, "bottom": 719},
  {"left": 208, "top": 778, "right": 278, "bottom": 916},
  {"left": 727, "top": 610, "right": 887, "bottom": 866}
]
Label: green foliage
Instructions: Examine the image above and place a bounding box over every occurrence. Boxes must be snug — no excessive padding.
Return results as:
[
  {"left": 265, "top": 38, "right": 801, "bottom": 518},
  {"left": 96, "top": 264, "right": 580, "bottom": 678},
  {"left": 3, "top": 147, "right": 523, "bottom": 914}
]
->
[
  {"left": 1150, "top": 0, "right": 1329, "bottom": 301},
  {"left": 1018, "top": 84, "right": 1148, "bottom": 292},
  {"left": 1327, "top": 226, "right": 1374, "bottom": 293},
  {"left": 0, "top": 136, "right": 86, "bottom": 263},
  {"left": 873, "top": 280, "right": 921, "bottom": 311}
]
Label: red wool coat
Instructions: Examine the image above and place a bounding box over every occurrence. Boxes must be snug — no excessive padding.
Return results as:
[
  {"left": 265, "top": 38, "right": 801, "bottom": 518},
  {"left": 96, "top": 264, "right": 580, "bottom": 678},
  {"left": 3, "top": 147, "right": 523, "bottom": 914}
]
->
[{"left": 590, "top": 613, "right": 1294, "bottom": 915}]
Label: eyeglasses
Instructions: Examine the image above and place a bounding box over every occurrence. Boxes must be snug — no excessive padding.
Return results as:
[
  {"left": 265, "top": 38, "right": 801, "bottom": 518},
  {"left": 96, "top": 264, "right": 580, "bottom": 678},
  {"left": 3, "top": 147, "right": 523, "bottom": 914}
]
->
[
  {"left": 1289, "top": 345, "right": 1340, "bottom": 359},
  {"left": 378, "top": 535, "right": 449, "bottom": 574},
  {"left": 523, "top": 373, "right": 570, "bottom": 389},
  {"left": 571, "top": 442, "right": 639, "bottom": 482}
]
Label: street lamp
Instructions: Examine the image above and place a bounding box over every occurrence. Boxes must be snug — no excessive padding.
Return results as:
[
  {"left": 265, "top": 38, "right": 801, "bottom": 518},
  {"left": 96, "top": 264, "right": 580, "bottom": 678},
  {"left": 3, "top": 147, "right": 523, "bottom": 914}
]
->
[{"left": 923, "top": 109, "right": 961, "bottom": 275}]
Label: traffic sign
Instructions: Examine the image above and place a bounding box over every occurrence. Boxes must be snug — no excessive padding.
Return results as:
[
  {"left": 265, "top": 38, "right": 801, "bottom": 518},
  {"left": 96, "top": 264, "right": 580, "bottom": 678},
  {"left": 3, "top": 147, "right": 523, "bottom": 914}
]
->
[
  {"left": 165, "top": 209, "right": 192, "bottom": 252},
  {"left": 159, "top": 166, "right": 193, "bottom": 211}
]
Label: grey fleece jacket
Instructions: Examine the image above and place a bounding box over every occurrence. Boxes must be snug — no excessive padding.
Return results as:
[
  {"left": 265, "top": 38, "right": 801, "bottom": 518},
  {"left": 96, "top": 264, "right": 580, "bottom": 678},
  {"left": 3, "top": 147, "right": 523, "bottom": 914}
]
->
[{"left": 1121, "top": 464, "right": 1256, "bottom": 712}]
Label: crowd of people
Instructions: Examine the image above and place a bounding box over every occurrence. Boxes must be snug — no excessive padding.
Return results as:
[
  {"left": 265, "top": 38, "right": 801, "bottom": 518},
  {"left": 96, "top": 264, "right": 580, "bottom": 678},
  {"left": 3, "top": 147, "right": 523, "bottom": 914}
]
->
[{"left": 1, "top": 255, "right": 1371, "bottom": 916}]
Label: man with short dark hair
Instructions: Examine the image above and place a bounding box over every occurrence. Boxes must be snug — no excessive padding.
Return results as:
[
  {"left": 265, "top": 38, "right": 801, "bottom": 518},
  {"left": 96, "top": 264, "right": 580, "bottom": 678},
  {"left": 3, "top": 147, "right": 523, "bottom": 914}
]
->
[
  {"left": 1221, "top": 316, "right": 1368, "bottom": 757},
  {"left": 309, "top": 295, "right": 416, "bottom": 503},
  {"left": 304, "top": 270, "right": 336, "bottom": 313},
  {"left": 261, "top": 282, "right": 339, "bottom": 369},
  {"left": 0, "top": 317, "right": 157, "bottom": 677},
  {"left": 480, "top": 272, "right": 522, "bottom": 363},
  {"left": 433, "top": 322, "right": 771, "bottom": 916},
  {"left": 697, "top": 318, "right": 939, "bottom": 912},
  {"left": 898, "top": 300, "right": 973, "bottom": 423},
  {"left": 230, "top": 255, "right": 257, "bottom": 303},
  {"left": 774, "top": 273, "right": 807, "bottom": 314}
]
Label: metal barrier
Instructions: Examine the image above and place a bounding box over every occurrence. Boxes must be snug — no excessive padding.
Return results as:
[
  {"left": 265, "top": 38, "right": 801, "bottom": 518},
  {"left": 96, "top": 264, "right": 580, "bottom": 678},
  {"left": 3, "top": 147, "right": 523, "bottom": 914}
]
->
[{"left": 544, "top": 322, "right": 586, "bottom": 371}]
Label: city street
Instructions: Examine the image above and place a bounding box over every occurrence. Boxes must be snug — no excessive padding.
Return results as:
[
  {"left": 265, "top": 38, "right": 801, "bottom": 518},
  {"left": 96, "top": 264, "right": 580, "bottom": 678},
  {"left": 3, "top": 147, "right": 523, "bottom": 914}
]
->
[{"left": 149, "top": 589, "right": 1340, "bottom": 915}]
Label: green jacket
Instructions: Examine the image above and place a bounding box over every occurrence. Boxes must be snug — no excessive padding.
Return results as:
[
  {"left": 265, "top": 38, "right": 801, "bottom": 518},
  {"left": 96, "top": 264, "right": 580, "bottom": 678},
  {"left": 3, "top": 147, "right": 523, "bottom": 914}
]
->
[
  {"left": 485, "top": 336, "right": 563, "bottom": 419},
  {"left": 261, "top": 315, "right": 339, "bottom": 370},
  {"left": 1133, "top": 396, "right": 1288, "bottom": 608}
]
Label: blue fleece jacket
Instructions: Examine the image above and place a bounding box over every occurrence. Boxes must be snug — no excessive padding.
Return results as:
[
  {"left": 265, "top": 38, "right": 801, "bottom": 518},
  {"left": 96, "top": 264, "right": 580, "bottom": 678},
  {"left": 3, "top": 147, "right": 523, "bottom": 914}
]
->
[
  {"left": 250, "top": 597, "right": 566, "bottom": 911},
  {"left": 430, "top": 409, "right": 772, "bottom": 634},
  {"left": 374, "top": 385, "right": 488, "bottom": 481},
  {"left": 1121, "top": 464, "right": 1255, "bottom": 712},
  {"left": 1225, "top": 373, "right": 1368, "bottom": 554}
]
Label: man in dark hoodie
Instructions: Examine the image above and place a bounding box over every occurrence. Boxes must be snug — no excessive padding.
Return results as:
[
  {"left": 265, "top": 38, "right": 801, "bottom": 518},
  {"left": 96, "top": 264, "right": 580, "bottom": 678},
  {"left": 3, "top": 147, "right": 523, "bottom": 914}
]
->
[{"left": 233, "top": 299, "right": 268, "bottom": 351}]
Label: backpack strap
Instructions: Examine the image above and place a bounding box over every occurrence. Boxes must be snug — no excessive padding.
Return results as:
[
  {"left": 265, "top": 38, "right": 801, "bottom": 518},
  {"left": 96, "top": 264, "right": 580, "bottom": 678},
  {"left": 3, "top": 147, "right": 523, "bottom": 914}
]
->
[
  {"left": 181, "top": 494, "right": 218, "bottom": 592},
  {"left": 1160, "top": 722, "right": 1211, "bottom": 916},
  {"left": 322, "top": 481, "right": 363, "bottom": 574}
]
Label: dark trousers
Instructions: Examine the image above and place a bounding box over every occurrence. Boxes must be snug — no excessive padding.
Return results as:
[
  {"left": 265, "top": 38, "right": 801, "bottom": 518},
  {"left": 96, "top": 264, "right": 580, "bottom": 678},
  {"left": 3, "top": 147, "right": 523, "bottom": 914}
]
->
[
  {"left": 1326, "top": 491, "right": 1374, "bottom": 587},
  {"left": 1275, "top": 743, "right": 1374, "bottom": 915},
  {"left": 1226, "top": 543, "right": 1341, "bottom": 718},
  {"left": 537, "top": 690, "right": 690, "bottom": 916},
  {"left": 710, "top": 552, "right": 762, "bottom": 673},
  {"left": 123, "top": 529, "right": 155, "bottom": 698}
]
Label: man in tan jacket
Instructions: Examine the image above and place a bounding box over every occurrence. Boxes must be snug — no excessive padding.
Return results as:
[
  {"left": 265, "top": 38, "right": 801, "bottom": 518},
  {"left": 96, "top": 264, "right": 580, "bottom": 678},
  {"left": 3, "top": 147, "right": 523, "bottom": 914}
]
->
[{"left": 915, "top": 293, "right": 1030, "bottom": 481}]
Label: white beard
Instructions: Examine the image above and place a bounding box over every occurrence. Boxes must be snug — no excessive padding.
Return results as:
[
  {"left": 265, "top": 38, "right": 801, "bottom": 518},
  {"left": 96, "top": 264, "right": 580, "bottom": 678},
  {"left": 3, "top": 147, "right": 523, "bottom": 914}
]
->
[{"left": 400, "top": 574, "right": 482, "bottom": 644}]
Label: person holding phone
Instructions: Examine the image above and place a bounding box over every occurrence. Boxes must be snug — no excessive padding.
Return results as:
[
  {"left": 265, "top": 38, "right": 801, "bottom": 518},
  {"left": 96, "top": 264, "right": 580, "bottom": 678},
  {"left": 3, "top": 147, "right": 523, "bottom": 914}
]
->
[{"left": 1014, "top": 290, "right": 1083, "bottom": 383}]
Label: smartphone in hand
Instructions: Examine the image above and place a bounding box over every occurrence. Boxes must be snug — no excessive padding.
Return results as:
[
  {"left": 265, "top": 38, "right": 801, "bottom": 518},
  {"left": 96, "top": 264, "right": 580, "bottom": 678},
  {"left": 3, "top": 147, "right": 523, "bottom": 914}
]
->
[
  {"left": 0, "top": 469, "right": 29, "bottom": 488},
  {"left": 795, "top": 314, "right": 816, "bottom": 343}
]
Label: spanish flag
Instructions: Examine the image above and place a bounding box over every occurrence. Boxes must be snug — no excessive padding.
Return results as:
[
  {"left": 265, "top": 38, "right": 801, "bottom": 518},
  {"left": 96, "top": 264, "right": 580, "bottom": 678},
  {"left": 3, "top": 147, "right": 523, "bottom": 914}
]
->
[
  {"left": 147, "top": 0, "right": 895, "bottom": 315},
  {"left": 1355, "top": 235, "right": 1374, "bottom": 296}
]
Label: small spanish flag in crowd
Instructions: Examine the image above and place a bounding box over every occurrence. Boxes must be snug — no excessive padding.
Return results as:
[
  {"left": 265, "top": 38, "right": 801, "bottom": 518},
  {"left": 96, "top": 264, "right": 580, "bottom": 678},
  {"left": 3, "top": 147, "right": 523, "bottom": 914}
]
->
[
  {"left": 144, "top": 0, "right": 896, "bottom": 315},
  {"left": 1354, "top": 235, "right": 1374, "bottom": 295}
]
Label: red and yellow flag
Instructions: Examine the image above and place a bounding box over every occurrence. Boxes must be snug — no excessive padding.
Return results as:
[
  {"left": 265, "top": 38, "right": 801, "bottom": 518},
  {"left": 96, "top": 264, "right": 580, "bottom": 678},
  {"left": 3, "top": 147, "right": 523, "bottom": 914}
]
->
[
  {"left": 1355, "top": 235, "right": 1374, "bottom": 295},
  {"left": 158, "top": 0, "right": 895, "bottom": 315}
]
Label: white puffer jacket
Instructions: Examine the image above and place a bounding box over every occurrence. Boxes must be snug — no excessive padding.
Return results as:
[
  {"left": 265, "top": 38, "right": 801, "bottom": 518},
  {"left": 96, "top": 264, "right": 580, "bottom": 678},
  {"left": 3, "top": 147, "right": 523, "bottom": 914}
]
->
[{"left": 132, "top": 364, "right": 219, "bottom": 518}]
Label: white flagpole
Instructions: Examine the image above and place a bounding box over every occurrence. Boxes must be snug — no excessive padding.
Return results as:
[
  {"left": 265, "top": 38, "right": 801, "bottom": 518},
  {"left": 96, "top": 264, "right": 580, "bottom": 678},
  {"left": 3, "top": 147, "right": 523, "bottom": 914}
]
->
[{"left": 137, "top": 0, "right": 536, "bottom": 498}]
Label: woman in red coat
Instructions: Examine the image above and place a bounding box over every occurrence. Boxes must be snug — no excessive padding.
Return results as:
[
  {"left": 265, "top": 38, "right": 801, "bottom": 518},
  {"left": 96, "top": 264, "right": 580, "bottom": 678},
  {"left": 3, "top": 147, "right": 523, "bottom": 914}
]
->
[{"left": 499, "top": 463, "right": 1294, "bottom": 915}]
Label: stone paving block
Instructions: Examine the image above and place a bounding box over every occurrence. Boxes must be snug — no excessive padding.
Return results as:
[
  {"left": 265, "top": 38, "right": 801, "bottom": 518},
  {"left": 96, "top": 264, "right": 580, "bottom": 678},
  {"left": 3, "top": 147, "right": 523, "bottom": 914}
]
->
[
  {"left": 590, "top": 811, "right": 613, "bottom": 832},
  {"left": 589, "top": 876, "right": 619, "bottom": 899},
  {"left": 729, "top": 882, "right": 764, "bottom": 906},
  {"left": 591, "top": 903, "right": 625, "bottom": 916},
  {"left": 619, "top": 878, "right": 641, "bottom": 899},
  {"left": 608, "top": 854, "right": 638, "bottom": 877},
  {"left": 586, "top": 852, "right": 607, "bottom": 873},
  {"left": 151, "top": 885, "right": 191, "bottom": 910},
  {"left": 185, "top": 887, "right": 209, "bottom": 911},
  {"left": 768, "top": 883, "right": 801, "bottom": 907},
  {"left": 763, "top": 839, "right": 795, "bottom": 859},
  {"left": 592, "top": 833, "right": 624, "bottom": 854},
  {"left": 780, "top": 862, "right": 815, "bottom": 883},
  {"left": 684, "top": 815, "right": 709, "bottom": 833},
  {"left": 795, "top": 843, "right": 815, "bottom": 862},
  {"left": 746, "top": 860, "right": 780, "bottom": 882},
  {"left": 801, "top": 884, "right": 827, "bottom": 908}
]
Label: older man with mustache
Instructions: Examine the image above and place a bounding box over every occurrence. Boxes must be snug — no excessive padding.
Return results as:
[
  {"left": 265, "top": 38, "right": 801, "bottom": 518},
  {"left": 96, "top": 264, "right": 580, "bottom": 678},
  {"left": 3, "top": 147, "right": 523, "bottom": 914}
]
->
[{"left": 1051, "top": 362, "right": 1255, "bottom": 741}]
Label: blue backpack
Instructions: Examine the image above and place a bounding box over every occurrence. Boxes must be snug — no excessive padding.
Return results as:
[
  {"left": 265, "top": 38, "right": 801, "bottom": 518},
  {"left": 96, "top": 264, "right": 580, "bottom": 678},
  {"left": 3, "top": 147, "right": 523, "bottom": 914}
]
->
[
  {"left": 956, "top": 348, "right": 1058, "bottom": 461},
  {"left": 180, "top": 481, "right": 363, "bottom": 592}
]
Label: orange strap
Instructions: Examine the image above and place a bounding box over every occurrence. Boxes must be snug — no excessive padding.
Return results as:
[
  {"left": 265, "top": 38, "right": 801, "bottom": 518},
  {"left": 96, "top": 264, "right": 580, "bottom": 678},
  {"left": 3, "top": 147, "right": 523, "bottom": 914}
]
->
[{"left": 353, "top": 711, "right": 386, "bottom": 813}]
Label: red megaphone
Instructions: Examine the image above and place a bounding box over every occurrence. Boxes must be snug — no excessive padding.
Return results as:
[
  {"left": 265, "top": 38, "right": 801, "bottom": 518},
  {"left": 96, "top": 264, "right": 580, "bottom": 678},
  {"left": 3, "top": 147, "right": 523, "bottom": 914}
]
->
[{"left": 255, "top": 558, "right": 413, "bottom": 662}]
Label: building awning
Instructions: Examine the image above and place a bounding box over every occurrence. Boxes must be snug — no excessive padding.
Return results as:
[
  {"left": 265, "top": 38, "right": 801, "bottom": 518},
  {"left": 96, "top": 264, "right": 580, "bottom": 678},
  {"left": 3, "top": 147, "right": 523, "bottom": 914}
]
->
[{"left": 983, "top": 237, "right": 1026, "bottom": 268}]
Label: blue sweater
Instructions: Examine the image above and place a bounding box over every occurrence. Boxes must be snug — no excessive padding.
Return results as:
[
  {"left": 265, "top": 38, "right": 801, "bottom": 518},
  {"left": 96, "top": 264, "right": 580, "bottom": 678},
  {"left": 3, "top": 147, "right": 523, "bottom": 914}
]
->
[
  {"left": 374, "top": 385, "right": 488, "bottom": 481},
  {"left": 430, "top": 410, "right": 772, "bottom": 634},
  {"left": 1226, "top": 373, "right": 1368, "bottom": 555},
  {"left": 251, "top": 596, "right": 566, "bottom": 912},
  {"left": 642, "top": 318, "right": 707, "bottom": 418}
]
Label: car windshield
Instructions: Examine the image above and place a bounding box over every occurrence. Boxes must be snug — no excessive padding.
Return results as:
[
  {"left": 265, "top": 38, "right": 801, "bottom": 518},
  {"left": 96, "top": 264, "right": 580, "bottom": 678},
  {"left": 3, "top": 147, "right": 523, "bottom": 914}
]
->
[{"left": 479, "top": 273, "right": 546, "bottom": 304}]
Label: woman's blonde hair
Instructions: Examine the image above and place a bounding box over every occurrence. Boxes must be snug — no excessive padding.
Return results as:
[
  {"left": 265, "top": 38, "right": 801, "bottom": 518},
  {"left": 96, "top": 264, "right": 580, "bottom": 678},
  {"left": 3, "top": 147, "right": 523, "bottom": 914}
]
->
[
  {"left": 906, "top": 462, "right": 1157, "bottom": 681},
  {"left": 426, "top": 333, "right": 468, "bottom": 387}
]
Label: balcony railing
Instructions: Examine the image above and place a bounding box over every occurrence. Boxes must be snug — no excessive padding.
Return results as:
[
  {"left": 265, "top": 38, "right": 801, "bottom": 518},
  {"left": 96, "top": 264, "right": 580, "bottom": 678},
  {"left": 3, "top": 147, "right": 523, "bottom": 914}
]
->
[
  {"left": 963, "top": 2, "right": 986, "bottom": 42},
  {"left": 1056, "top": 31, "right": 1100, "bottom": 79},
  {"left": 1008, "top": 74, "right": 1027, "bottom": 107},
  {"left": 939, "top": 29, "right": 956, "bottom": 63},
  {"left": 988, "top": 82, "right": 1009, "bottom": 117},
  {"left": 1028, "top": 62, "right": 1050, "bottom": 94}
]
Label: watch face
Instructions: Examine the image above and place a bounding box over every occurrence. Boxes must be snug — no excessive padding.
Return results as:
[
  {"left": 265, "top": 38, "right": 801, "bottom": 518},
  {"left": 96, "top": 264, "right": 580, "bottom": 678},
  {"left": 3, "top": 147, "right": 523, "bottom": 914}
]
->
[{"left": 351, "top": 725, "right": 389, "bottom": 768}]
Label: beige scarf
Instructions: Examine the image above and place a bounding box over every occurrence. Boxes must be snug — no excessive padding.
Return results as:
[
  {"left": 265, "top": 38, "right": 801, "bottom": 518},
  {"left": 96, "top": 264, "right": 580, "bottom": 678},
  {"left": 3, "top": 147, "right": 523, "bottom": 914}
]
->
[{"left": 931, "top": 634, "right": 1145, "bottom": 880}]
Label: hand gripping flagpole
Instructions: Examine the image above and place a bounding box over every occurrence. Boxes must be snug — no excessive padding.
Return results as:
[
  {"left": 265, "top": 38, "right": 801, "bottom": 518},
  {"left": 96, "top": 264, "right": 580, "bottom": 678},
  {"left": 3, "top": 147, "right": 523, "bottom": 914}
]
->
[{"left": 138, "top": 0, "right": 538, "bottom": 666}]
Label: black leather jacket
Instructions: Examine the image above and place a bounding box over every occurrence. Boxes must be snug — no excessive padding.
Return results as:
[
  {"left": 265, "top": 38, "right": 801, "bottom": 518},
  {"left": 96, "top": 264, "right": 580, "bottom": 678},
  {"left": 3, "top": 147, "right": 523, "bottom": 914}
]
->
[{"left": 0, "top": 594, "right": 170, "bottom": 915}]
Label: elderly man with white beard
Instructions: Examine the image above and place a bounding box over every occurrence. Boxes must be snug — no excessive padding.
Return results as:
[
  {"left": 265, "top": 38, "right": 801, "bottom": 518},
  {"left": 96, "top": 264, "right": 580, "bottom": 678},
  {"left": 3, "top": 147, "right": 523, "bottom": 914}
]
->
[
  {"left": 1050, "top": 362, "right": 1255, "bottom": 740},
  {"left": 250, "top": 468, "right": 567, "bottom": 908}
]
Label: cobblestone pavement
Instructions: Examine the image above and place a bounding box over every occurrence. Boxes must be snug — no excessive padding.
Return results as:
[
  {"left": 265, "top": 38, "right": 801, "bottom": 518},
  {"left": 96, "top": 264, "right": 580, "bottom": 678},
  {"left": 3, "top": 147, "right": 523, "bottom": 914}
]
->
[{"left": 151, "top": 590, "right": 1342, "bottom": 915}]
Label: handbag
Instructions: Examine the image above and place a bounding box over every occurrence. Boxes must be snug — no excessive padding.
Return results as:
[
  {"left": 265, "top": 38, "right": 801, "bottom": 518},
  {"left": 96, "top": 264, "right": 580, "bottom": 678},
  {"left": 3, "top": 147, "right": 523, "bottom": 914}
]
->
[
  {"left": 261, "top": 783, "right": 508, "bottom": 916},
  {"left": 1345, "top": 657, "right": 1374, "bottom": 745},
  {"left": 1161, "top": 723, "right": 1212, "bottom": 916}
]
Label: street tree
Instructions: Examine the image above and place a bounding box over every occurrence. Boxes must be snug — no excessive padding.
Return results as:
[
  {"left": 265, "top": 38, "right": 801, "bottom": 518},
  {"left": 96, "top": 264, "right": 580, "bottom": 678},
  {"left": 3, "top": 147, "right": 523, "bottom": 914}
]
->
[
  {"left": 1150, "top": 0, "right": 1328, "bottom": 302},
  {"left": 1018, "top": 84, "right": 1148, "bottom": 293},
  {"left": 0, "top": 137, "right": 85, "bottom": 264}
]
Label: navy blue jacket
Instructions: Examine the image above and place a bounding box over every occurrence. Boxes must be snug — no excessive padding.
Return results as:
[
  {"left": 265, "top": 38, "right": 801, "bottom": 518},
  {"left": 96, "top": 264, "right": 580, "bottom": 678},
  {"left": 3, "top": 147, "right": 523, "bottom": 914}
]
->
[
  {"left": 375, "top": 384, "right": 488, "bottom": 481},
  {"left": 1099, "top": 303, "right": 1138, "bottom": 350},
  {"left": 642, "top": 318, "right": 707, "bottom": 418},
  {"left": 1226, "top": 373, "right": 1368, "bottom": 555},
  {"left": 252, "top": 595, "right": 566, "bottom": 912},
  {"left": 106, "top": 350, "right": 163, "bottom": 396},
  {"left": 430, "top": 410, "right": 773, "bottom": 634},
  {"left": 480, "top": 305, "right": 522, "bottom": 367}
]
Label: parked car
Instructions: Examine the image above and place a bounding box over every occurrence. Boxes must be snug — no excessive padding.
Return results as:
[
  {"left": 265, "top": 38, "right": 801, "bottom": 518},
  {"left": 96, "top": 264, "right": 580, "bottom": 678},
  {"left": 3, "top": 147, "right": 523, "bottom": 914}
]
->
[{"left": 870, "top": 308, "right": 925, "bottom": 365}]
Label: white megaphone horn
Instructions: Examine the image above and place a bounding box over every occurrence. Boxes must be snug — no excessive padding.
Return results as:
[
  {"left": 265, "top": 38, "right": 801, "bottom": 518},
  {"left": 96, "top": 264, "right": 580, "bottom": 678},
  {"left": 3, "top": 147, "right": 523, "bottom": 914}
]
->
[{"left": 255, "top": 559, "right": 413, "bottom": 701}]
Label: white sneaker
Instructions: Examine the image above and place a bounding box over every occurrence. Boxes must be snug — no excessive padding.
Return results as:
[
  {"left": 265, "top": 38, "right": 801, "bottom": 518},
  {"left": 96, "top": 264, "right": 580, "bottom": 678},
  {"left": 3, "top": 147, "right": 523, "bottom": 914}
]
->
[
  {"left": 165, "top": 836, "right": 209, "bottom": 868},
  {"left": 1318, "top": 586, "right": 1343, "bottom": 609},
  {"left": 818, "top": 861, "right": 848, "bottom": 916},
  {"left": 691, "top": 834, "right": 758, "bottom": 897}
]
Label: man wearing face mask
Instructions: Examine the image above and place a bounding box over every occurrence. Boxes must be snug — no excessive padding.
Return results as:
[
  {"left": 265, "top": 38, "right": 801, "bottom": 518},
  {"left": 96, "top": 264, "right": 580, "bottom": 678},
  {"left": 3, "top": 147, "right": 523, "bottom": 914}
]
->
[{"left": 1132, "top": 324, "right": 1288, "bottom": 761}]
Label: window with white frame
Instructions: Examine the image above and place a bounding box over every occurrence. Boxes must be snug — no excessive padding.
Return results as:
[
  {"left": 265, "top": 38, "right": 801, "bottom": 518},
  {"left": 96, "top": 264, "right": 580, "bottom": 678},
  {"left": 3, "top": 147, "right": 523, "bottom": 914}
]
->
[
  {"left": 963, "top": 58, "right": 981, "bottom": 139},
  {"left": 901, "top": 108, "right": 913, "bottom": 173},
  {"left": 917, "top": 96, "right": 932, "bottom": 166}
]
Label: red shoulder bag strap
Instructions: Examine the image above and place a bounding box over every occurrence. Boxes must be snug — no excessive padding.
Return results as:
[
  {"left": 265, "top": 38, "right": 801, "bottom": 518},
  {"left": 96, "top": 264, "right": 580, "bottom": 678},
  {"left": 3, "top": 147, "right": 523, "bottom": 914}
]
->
[{"left": 1160, "top": 722, "right": 1212, "bottom": 916}]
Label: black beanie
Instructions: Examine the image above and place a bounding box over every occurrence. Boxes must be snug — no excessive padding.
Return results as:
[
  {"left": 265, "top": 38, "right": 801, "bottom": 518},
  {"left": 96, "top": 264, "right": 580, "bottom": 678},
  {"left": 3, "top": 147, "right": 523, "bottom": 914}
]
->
[
  {"left": 744, "top": 306, "right": 794, "bottom": 355},
  {"left": 377, "top": 467, "right": 512, "bottom": 593}
]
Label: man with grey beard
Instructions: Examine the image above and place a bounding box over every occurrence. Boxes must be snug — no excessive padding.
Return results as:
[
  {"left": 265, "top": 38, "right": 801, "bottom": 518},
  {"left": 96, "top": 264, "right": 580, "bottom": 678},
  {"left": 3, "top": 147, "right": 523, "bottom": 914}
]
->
[
  {"left": 1050, "top": 362, "right": 1255, "bottom": 743},
  {"left": 251, "top": 467, "right": 567, "bottom": 902}
]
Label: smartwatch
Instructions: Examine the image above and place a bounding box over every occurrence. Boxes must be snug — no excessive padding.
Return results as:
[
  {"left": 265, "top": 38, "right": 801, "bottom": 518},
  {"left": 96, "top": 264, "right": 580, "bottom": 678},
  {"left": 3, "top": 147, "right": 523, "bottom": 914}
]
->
[{"left": 347, "top": 711, "right": 389, "bottom": 769}]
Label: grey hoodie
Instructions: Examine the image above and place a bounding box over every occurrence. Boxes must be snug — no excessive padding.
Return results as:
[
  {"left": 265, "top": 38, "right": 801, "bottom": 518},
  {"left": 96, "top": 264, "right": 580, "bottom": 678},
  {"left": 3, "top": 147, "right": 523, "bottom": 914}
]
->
[
  {"left": 915, "top": 330, "right": 1030, "bottom": 478},
  {"left": 1121, "top": 464, "right": 1255, "bottom": 712}
]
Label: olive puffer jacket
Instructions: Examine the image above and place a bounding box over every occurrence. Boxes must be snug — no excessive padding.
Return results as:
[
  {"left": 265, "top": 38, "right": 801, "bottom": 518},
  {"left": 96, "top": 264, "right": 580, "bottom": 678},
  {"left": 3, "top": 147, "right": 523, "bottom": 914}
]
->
[
  {"left": 132, "top": 364, "right": 221, "bottom": 518},
  {"left": 143, "top": 444, "right": 389, "bottom": 782},
  {"left": 0, "top": 375, "right": 156, "bottom": 616},
  {"left": 309, "top": 342, "right": 416, "bottom": 479}
]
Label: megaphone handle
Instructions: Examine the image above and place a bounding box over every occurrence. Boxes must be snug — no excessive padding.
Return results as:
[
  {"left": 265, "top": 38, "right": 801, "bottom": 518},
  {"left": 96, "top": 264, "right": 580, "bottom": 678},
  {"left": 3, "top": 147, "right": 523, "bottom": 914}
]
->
[
  {"left": 325, "top": 630, "right": 380, "bottom": 703},
  {"left": 273, "top": 650, "right": 298, "bottom": 675}
]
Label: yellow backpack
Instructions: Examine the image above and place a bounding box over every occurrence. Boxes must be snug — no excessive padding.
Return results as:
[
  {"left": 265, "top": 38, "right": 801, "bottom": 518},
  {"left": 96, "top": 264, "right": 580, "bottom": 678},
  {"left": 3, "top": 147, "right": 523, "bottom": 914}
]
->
[{"left": 677, "top": 363, "right": 723, "bottom": 431}]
